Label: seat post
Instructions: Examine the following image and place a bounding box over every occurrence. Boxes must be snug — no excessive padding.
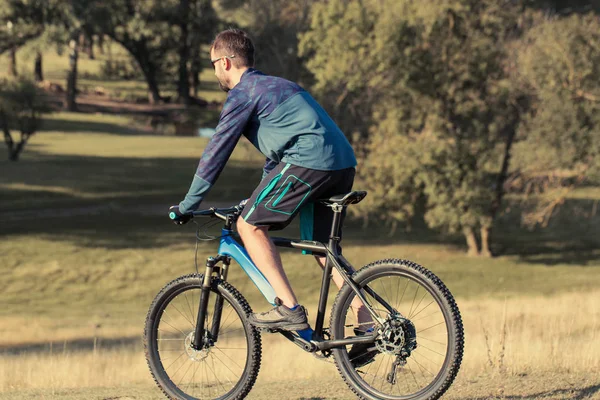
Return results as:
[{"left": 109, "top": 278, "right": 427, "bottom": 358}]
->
[{"left": 328, "top": 203, "right": 345, "bottom": 252}]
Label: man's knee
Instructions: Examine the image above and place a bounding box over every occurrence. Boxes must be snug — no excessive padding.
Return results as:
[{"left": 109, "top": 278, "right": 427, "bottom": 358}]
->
[{"left": 237, "top": 217, "right": 267, "bottom": 237}]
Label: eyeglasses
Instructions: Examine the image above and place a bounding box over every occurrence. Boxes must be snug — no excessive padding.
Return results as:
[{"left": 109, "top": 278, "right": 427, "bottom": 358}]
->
[{"left": 211, "top": 55, "right": 235, "bottom": 69}]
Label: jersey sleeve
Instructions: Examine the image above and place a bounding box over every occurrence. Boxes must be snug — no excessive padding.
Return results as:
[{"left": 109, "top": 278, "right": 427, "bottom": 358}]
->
[
  {"left": 261, "top": 158, "right": 279, "bottom": 181},
  {"left": 179, "top": 91, "right": 254, "bottom": 213}
]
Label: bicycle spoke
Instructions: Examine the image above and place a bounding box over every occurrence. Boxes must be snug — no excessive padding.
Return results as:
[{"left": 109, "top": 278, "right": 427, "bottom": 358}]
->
[
  {"left": 408, "top": 285, "right": 420, "bottom": 317},
  {"left": 409, "top": 291, "right": 429, "bottom": 319},
  {"left": 208, "top": 353, "right": 228, "bottom": 393},
  {"left": 176, "top": 358, "right": 195, "bottom": 388},
  {"left": 211, "top": 348, "right": 243, "bottom": 379},
  {"left": 183, "top": 290, "right": 196, "bottom": 326},
  {"left": 171, "top": 302, "right": 196, "bottom": 329},
  {"left": 416, "top": 343, "right": 446, "bottom": 357},
  {"left": 418, "top": 335, "right": 447, "bottom": 346},
  {"left": 160, "top": 315, "right": 188, "bottom": 337},
  {"left": 412, "top": 309, "right": 441, "bottom": 322},
  {"left": 147, "top": 279, "right": 257, "bottom": 400},
  {"left": 417, "top": 321, "right": 445, "bottom": 334},
  {"left": 214, "top": 346, "right": 245, "bottom": 371},
  {"left": 338, "top": 264, "right": 460, "bottom": 399}
]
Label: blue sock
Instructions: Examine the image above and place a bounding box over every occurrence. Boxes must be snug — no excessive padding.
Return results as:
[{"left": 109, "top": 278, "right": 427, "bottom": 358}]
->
[{"left": 289, "top": 304, "right": 299, "bottom": 311}]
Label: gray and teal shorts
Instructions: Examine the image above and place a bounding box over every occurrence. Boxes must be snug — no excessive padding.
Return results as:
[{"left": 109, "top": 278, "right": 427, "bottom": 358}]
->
[{"left": 240, "top": 163, "right": 355, "bottom": 244}]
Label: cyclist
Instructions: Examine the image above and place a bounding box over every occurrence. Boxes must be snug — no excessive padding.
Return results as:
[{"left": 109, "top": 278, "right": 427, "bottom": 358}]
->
[{"left": 170, "top": 29, "right": 372, "bottom": 335}]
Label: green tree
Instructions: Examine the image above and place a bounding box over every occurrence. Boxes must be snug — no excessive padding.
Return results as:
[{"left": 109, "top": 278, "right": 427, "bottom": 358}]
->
[
  {"left": 302, "top": 0, "right": 529, "bottom": 256},
  {"left": 217, "top": 0, "right": 317, "bottom": 83},
  {"left": 80, "top": 0, "right": 217, "bottom": 104},
  {"left": 0, "top": 1, "right": 45, "bottom": 55},
  {"left": 512, "top": 12, "right": 600, "bottom": 226},
  {"left": 299, "top": 0, "right": 379, "bottom": 139},
  {"left": 173, "top": 0, "right": 218, "bottom": 103},
  {"left": 0, "top": 78, "right": 51, "bottom": 161}
]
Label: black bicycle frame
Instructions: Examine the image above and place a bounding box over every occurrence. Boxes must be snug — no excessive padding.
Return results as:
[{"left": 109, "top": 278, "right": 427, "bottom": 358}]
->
[{"left": 192, "top": 205, "right": 397, "bottom": 352}]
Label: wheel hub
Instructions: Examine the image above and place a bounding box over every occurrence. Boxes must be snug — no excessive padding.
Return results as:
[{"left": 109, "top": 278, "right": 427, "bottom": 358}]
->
[
  {"left": 376, "top": 315, "right": 417, "bottom": 356},
  {"left": 184, "top": 332, "right": 210, "bottom": 361}
]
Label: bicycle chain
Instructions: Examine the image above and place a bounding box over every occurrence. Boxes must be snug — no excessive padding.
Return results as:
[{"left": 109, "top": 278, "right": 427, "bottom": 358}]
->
[{"left": 312, "top": 330, "right": 334, "bottom": 363}]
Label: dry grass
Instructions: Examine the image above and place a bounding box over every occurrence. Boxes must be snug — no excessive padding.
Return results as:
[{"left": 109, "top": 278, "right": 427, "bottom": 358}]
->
[
  {"left": 1, "top": 290, "right": 598, "bottom": 395},
  {"left": 1, "top": 111, "right": 599, "bottom": 399}
]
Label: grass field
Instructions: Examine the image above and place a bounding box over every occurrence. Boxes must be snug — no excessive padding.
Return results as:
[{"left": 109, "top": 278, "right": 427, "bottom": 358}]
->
[
  {"left": 0, "top": 40, "right": 227, "bottom": 104},
  {"left": 1, "top": 112, "right": 599, "bottom": 399},
  {"left": 1, "top": 47, "right": 600, "bottom": 399}
]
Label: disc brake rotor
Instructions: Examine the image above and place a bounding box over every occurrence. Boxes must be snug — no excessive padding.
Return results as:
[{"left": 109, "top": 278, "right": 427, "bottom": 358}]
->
[{"left": 184, "top": 331, "right": 210, "bottom": 361}]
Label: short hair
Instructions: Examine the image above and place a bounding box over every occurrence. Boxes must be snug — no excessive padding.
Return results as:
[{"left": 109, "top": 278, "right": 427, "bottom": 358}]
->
[{"left": 211, "top": 29, "right": 255, "bottom": 68}]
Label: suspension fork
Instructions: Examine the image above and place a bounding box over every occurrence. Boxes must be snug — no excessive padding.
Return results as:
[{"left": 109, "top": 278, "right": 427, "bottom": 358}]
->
[
  {"left": 192, "top": 256, "right": 221, "bottom": 350},
  {"left": 209, "top": 256, "right": 230, "bottom": 342}
]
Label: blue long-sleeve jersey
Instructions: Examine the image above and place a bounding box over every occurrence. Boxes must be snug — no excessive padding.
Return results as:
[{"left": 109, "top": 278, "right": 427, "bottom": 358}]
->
[{"left": 179, "top": 69, "right": 357, "bottom": 213}]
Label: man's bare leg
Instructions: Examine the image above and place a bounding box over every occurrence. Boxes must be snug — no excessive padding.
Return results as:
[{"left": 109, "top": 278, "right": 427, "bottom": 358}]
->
[
  {"left": 315, "top": 256, "right": 374, "bottom": 331},
  {"left": 237, "top": 217, "right": 298, "bottom": 307}
]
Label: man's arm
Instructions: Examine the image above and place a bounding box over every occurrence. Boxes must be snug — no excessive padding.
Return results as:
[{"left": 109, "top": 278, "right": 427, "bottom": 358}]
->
[
  {"left": 262, "top": 158, "right": 279, "bottom": 181},
  {"left": 179, "top": 92, "right": 254, "bottom": 213}
]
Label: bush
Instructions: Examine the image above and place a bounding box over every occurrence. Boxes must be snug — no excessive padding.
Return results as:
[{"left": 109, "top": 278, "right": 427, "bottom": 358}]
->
[
  {"left": 0, "top": 78, "right": 52, "bottom": 161},
  {"left": 100, "top": 59, "right": 142, "bottom": 80}
]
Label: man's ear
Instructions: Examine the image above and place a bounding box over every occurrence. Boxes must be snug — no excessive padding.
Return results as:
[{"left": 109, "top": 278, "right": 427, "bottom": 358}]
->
[{"left": 225, "top": 57, "right": 233, "bottom": 70}]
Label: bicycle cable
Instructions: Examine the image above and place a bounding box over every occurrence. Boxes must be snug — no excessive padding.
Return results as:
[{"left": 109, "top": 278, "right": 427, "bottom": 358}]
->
[{"left": 192, "top": 218, "right": 237, "bottom": 274}]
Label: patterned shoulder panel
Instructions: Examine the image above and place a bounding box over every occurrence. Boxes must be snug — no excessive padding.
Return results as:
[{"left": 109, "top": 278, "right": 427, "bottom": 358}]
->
[{"left": 238, "top": 69, "right": 304, "bottom": 117}]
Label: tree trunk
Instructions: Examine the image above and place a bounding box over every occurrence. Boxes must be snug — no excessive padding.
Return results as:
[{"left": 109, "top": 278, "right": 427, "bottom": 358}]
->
[
  {"left": 108, "top": 35, "right": 162, "bottom": 104},
  {"left": 2, "top": 120, "right": 26, "bottom": 162},
  {"left": 98, "top": 34, "right": 105, "bottom": 55},
  {"left": 9, "top": 47, "right": 18, "bottom": 77},
  {"left": 2, "top": 117, "right": 14, "bottom": 160},
  {"left": 491, "top": 127, "right": 517, "bottom": 219},
  {"left": 138, "top": 59, "right": 162, "bottom": 104},
  {"left": 191, "top": 61, "right": 200, "bottom": 97},
  {"left": 480, "top": 225, "right": 492, "bottom": 257},
  {"left": 85, "top": 34, "right": 95, "bottom": 60},
  {"left": 66, "top": 40, "right": 79, "bottom": 112},
  {"left": 34, "top": 51, "right": 44, "bottom": 82},
  {"left": 485, "top": 108, "right": 520, "bottom": 256},
  {"left": 188, "top": 4, "right": 202, "bottom": 99},
  {"left": 177, "top": 0, "right": 191, "bottom": 104},
  {"left": 463, "top": 226, "right": 480, "bottom": 256},
  {"left": 190, "top": 37, "right": 201, "bottom": 97},
  {"left": 8, "top": 141, "right": 26, "bottom": 161}
]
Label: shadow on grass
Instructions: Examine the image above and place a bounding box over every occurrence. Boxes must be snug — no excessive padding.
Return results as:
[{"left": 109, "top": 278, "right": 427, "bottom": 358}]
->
[
  {"left": 1, "top": 149, "right": 599, "bottom": 265},
  {"left": 0, "top": 150, "right": 261, "bottom": 249},
  {"left": 490, "top": 199, "right": 600, "bottom": 266},
  {"left": 0, "top": 335, "right": 141, "bottom": 356},
  {"left": 41, "top": 117, "right": 153, "bottom": 135}
]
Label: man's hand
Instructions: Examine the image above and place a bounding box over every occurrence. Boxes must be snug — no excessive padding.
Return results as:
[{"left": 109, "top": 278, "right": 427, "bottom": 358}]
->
[{"left": 169, "top": 205, "right": 192, "bottom": 225}]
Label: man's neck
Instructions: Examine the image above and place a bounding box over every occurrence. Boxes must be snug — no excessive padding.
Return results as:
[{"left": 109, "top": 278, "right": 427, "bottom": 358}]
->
[{"left": 229, "top": 67, "right": 250, "bottom": 89}]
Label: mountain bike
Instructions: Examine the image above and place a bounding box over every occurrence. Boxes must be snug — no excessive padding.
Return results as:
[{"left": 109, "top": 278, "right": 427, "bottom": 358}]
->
[{"left": 144, "top": 191, "right": 464, "bottom": 400}]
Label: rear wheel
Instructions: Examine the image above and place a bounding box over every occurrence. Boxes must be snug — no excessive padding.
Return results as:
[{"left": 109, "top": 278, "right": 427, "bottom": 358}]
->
[
  {"left": 330, "top": 260, "right": 463, "bottom": 400},
  {"left": 144, "top": 274, "right": 261, "bottom": 399}
]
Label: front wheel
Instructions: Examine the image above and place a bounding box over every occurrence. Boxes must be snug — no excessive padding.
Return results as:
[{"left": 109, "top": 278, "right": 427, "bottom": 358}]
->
[
  {"left": 330, "top": 260, "right": 464, "bottom": 400},
  {"left": 144, "top": 274, "right": 262, "bottom": 399}
]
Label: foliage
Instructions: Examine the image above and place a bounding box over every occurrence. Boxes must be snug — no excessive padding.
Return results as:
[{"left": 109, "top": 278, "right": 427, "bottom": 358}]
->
[
  {"left": 100, "top": 58, "right": 143, "bottom": 80},
  {"left": 0, "top": 0, "right": 62, "bottom": 54},
  {"left": 0, "top": 77, "right": 51, "bottom": 161},
  {"left": 299, "top": 0, "right": 379, "bottom": 138},
  {"left": 302, "top": 0, "right": 529, "bottom": 255},
  {"left": 512, "top": 12, "right": 600, "bottom": 226},
  {"left": 76, "top": 0, "right": 218, "bottom": 104},
  {"left": 216, "top": 0, "right": 316, "bottom": 84}
]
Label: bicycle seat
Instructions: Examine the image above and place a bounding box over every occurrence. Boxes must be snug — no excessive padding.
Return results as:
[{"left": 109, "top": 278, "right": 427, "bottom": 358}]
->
[{"left": 320, "top": 191, "right": 367, "bottom": 206}]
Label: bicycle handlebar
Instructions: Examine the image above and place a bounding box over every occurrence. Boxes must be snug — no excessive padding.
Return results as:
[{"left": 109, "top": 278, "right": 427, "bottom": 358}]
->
[{"left": 190, "top": 205, "right": 244, "bottom": 221}]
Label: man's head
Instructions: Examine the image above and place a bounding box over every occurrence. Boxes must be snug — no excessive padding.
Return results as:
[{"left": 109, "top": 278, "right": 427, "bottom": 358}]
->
[{"left": 210, "top": 29, "right": 255, "bottom": 92}]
